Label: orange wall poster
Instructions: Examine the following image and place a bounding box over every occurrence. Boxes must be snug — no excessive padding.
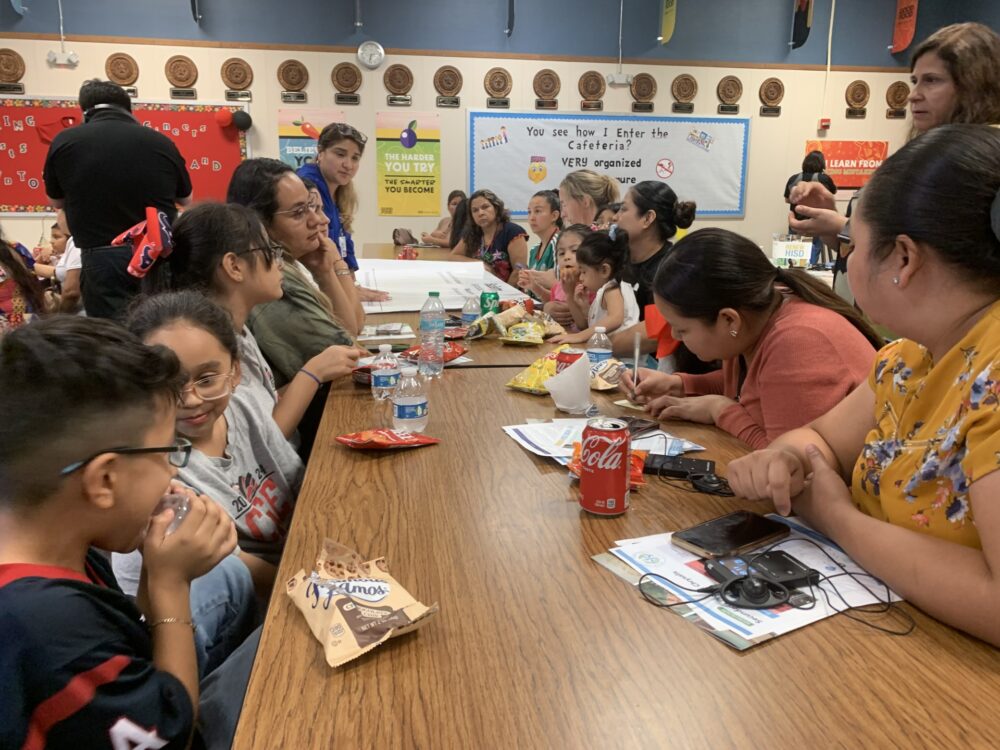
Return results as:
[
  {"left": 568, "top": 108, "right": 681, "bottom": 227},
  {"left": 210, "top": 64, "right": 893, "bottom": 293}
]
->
[{"left": 804, "top": 140, "right": 889, "bottom": 189}]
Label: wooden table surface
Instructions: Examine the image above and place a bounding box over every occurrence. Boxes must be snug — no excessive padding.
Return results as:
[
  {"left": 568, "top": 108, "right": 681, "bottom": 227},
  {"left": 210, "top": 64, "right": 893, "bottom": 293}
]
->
[
  {"left": 234, "top": 368, "right": 1000, "bottom": 749},
  {"left": 362, "top": 311, "right": 547, "bottom": 367},
  {"left": 362, "top": 242, "right": 456, "bottom": 261}
]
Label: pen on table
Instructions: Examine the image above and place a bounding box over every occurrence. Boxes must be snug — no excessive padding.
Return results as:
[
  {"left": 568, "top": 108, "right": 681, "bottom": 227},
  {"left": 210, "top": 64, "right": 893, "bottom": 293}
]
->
[{"left": 631, "top": 331, "right": 641, "bottom": 401}]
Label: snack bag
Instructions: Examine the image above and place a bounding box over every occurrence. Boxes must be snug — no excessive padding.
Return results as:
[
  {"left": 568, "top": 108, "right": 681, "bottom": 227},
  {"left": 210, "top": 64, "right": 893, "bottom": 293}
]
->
[
  {"left": 464, "top": 313, "right": 495, "bottom": 340},
  {"left": 505, "top": 345, "right": 569, "bottom": 394},
  {"left": 499, "top": 321, "right": 546, "bottom": 346},
  {"left": 567, "top": 445, "right": 648, "bottom": 489},
  {"left": 493, "top": 304, "right": 527, "bottom": 336},
  {"left": 590, "top": 358, "right": 628, "bottom": 391},
  {"left": 530, "top": 312, "right": 565, "bottom": 338},
  {"left": 287, "top": 541, "right": 439, "bottom": 668},
  {"left": 336, "top": 429, "right": 441, "bottom": 449},
  {"left": 444, "top": 326, "right": 469, "bottom": 340},
  {"left": 400, "top": 341, "right": 468, "bottom": 363},
  {"left": 351, "top": 365, "right": 373, "bottom": 387}
]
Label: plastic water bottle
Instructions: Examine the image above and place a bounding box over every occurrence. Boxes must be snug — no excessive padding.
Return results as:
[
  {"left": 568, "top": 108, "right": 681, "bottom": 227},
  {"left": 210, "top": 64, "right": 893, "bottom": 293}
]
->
[
  {"left": 418, "top": 291, "right": 446, "bottom": 378},
  {"left": 392, "top": 366, "right": 429, "bottom": 433},
  {"left": 586, "top": 326, "right": 613, "bottom": 364},
  {"left": 370, "top": 344, "right": 401, "bottom": 401},
  {"left": 461, "top": 296, "right": 480, "bottom": 325}
]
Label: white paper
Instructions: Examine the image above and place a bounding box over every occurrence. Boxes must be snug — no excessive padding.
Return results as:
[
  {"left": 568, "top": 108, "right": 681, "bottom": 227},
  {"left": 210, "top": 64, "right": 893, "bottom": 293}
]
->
[
  {"left": 608, "top": 517, "right": 901, "bottom": 650},
  {"left": 358, "top": 354, "right": 473, "bottom": 368},
  {"left": 502, "top": 419, "right": 703, "bottom": 463},
  {"left": 545, "top": 355, "right": 591, "bottom": 414},
  {"left": 358, "top": 259, "right": 527, "bottom": 313},
  {"left": 358, "top": 323, "right": 415, "bottom": 342}
]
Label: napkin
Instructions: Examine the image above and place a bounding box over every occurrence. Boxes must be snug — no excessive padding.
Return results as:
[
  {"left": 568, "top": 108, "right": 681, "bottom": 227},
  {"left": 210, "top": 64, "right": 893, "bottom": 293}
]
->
[{"left": 546, "top": 354, "right": 592, "bottom": 413}]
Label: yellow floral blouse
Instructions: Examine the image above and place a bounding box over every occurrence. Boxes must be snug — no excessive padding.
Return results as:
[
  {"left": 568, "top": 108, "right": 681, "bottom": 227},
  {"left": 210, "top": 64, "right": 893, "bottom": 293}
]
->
[{"left": 852, "top": 300, "right": 1000, "bottom": 549}]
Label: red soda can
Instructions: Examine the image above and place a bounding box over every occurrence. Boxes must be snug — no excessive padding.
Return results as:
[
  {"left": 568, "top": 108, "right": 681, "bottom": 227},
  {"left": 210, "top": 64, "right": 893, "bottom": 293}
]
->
[
  {"left": 579, "top": 417, "right": 631, "bottom": 516},
  {"left": 556, "top": 347, "right": 585, "bottom": 373}
]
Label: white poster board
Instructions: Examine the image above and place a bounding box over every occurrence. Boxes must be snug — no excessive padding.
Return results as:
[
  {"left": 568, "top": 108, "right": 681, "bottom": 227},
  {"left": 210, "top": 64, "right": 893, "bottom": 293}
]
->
[
  {"left": 358, "top": 259, "right": 526, "bottom": 313},
  {"left": 771, "top": 238, "right": 813, "bottom": 265},
  {"left": 469, "top": 111, "right": 750, "bottom": 217}
]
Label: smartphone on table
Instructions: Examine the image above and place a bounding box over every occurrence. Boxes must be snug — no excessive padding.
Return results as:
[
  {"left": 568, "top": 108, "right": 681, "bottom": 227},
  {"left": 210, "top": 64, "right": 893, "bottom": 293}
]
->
[{"left": 671, "top": 511, "right": 789, "bottom": 558}]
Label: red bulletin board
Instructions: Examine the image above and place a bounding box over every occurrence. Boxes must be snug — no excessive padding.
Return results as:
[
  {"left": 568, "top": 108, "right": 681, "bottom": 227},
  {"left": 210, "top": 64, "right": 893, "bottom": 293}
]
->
[{"left": 0, "top": 97, "right": 249, "bottom": 214}]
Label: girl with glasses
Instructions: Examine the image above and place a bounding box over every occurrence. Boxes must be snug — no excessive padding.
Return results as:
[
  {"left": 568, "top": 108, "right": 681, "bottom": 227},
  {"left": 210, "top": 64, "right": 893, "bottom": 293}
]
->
[
  {"left": 297, "top": 122, "right": 389, "bottom": 303},
  {"left": 115, "top": 290, "right": 305, "bottom": 601},
  {"left": 143, "top": 201, "right": 360, "bottom": 452}
]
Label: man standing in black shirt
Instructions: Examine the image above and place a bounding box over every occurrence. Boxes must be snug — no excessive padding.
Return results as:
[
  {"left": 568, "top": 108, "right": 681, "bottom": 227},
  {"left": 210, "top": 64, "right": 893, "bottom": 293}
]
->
[{"left": 43, "top": 80, "right": 192, "bottom": 319}]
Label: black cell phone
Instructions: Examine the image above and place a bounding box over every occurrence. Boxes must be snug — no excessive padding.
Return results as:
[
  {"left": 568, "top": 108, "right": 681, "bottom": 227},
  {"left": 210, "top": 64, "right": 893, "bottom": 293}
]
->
[
  {"left": 671, "top": 511, "right": 790, "bottom": 558},
  {"left": 704, "top": 550, "right": 820, "bottom": 589},
  {"left": 642, "top": 454, "right": 715, "bottom": 477},
  {"left": 621, "top": 416, "right": 659, "bottom": 439}
]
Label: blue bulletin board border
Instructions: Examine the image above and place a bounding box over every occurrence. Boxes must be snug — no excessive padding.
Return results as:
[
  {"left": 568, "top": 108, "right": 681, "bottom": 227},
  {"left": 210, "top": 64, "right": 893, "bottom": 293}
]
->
[{"left": 468, "top": 110, "right": 750, "bottom": 218}]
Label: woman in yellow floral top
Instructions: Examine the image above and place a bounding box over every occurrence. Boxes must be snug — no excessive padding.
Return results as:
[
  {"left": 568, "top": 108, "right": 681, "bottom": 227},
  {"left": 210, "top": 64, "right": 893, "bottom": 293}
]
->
[{"left": 728, "top": 124, "right": 1000, "bottom": 646}]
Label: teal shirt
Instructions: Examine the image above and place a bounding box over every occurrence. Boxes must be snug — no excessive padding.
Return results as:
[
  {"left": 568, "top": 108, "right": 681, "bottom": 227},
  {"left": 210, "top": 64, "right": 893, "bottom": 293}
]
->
[{"left": 528, "top": 231, "right": 558, "bottom": 272}]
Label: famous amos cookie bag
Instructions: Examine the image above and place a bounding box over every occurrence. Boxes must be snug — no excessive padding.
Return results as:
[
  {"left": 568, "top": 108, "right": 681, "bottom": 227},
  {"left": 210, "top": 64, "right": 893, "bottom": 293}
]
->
[{"left": 287, "top": 540, "right": 439, "bottom": 668}]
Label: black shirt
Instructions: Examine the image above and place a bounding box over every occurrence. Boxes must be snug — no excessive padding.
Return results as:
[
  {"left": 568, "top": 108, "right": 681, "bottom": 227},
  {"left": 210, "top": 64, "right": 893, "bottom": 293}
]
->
[
  {"left": 783, "top": 171, "right": 837, "bottom": 200},
  {"left": 43, "top": 108, "right": 192, "bottom": 249},
  {"left": 622, "top": 241, "right": 672, "bottom": 318}
]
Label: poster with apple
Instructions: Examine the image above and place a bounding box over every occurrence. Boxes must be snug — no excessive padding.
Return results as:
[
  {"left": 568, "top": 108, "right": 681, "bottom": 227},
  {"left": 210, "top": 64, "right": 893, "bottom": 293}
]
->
[
  {"left": 376, "top": 111, "right": 441, "bottom": 217},
  {"left": 277, "top": 108, "right": 345, "bottom": 168}
]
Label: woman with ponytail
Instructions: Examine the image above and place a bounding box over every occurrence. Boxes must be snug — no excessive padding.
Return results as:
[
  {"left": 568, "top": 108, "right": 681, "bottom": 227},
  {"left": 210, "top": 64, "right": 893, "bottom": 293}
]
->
[{"left": 621, "top": 227, "right": 879, "bottom": 448}]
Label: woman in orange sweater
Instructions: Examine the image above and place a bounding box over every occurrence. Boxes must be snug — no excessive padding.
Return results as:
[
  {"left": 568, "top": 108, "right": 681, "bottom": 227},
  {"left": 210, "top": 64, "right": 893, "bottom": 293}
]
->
[{"left": 621, "top": 228, "right": 881, "bottom": 448}]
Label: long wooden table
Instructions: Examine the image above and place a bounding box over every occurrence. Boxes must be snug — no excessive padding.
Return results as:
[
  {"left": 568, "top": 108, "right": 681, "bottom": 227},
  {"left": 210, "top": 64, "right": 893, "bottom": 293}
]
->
[
  {"left": 234, "top": 368, "right": 1000, "bottom": 749},
  {"left": 362, "top": 311, "right": 546, "bottom": 367},
  {"left": 362, "top": 242, "right": 456, "bottom": 261}
]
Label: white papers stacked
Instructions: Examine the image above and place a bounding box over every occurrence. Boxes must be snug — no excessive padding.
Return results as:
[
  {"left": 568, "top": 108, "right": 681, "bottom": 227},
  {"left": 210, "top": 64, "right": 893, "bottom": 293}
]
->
[
  {"left": 503, "top": 419, "right": 703, "bottom": 466},
  {"left": 358, "top": 259, "right": 527, "bottom": 313},
  {"left": 606, "top": 516, "right": 901, "bottom": 650},
  {"left": 358, "top": 323, "right": 416, "bottom": 342}
]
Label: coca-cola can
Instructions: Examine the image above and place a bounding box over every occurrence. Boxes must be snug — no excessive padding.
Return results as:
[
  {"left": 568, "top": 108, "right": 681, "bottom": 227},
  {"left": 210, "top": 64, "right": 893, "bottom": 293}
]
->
[
  {"left": 579, "top": 417, "right": 630, "bottom": 516},
  {"left": 556, "top": 347, "right": 585, "bottom": 373}
]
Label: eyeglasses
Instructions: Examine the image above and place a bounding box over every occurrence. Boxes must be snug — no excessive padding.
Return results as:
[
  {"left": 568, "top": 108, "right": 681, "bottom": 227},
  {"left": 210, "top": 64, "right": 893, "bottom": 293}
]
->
[
  {"left": 59, "top": 437, "right": 193, "bottom": 476},
  {"left": 327, "top": 123, "right": 367, "bottom": 145},
  {"left": 274, "top": 200, "right": 321, "bottom": 223},
  {"left": 237, "top": 241, "right": 284, "bottom": 265},
  {"left": 179, "top": 369, "right": 236, "bottom": 402}
]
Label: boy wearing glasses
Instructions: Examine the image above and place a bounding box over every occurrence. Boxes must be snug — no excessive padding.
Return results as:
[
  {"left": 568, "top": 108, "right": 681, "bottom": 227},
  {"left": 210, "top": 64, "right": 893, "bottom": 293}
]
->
[{"left": 0, "top": 317, "right": 260, "bottom": 750}]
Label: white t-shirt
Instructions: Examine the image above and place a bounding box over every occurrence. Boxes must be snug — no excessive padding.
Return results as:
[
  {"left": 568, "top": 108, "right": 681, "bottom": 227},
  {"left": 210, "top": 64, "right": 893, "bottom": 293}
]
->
[
  {"left": 588, "top": 280, "right": 640, "bottom": 333},
  {"left": 54, "top": 237, "right": 81, "bottom": 281}
]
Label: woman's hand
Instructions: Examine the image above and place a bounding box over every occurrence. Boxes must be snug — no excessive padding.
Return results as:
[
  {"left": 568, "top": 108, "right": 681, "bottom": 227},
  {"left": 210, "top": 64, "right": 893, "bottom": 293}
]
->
[
  {"left": 550, "top": 331, "right": 587, "bottom": 345},
  {"left": 304, "top": 345, "right": 365, "bottom": 382},
  {"left": 792, "top": 445, "right": 856, "bottom": 527},
  {"left": 299, "top": 235, "right": 339, "bottom": 276},
  {"left": 726, "top": 447, "right": 809, "bottom": 515},
  {"left": 788, "top": 205, "right": 848, "bottom": 248},
  {"left": 646, "top": 394, "right": 734, "bottom": 426},
  {"left": 619, "top": 368, "right": 683, "bottom": 403},
  {"left": 356, "top": 286, "right": 391, "bottom": 302}
]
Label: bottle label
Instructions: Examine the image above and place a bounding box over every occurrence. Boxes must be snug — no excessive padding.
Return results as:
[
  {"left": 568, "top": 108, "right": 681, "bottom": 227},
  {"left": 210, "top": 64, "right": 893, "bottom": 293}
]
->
[
  {"left": 587, "top": 349, "right": 613, "bottom": 364},
  {"left": 372, "top": 370, "right": 400, "bottom": 388},
  {"left": 461, "top": 313, "right": 478, "bottom": 324},
  {"left": 420, "top": 318, "right": 446, "bottom": 332},
  {"left": 393, "top": 401, "right": 428, "bottom": 420}
]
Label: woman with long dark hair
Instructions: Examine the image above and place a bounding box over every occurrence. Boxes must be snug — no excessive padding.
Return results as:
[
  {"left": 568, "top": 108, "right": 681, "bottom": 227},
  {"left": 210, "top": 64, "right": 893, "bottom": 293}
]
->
[
  {"left": 1, "top": 230, "right": 47, "bottom": 334},
  {"left": 450, "top": 189, "right": 528, "bottom": 285},
  {"left": 729, "top": 124, "right": 1000, "bottom": 647},
  {"left": 621, "top": 227, "right": 879, "bottom": 448}
]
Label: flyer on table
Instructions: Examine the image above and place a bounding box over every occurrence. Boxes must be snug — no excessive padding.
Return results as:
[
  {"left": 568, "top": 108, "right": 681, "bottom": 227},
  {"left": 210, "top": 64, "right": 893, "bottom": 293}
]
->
[{"left": 376, "top": 111, "right": 441, "bottom": 217}]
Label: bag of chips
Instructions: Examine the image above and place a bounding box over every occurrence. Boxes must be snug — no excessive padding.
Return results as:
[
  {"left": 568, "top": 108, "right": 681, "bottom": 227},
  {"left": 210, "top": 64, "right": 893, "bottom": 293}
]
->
[
  {"left": 505, "top": 345, "right": 569, "bottom": 394},
  {"left": 336, "top": 429, "right": 441, "bottom": 449},
  {"left": 567, "top": 444, "right": 648, "bottom": 489},
  {"left": 499, "top": 321, "right": 546, "bottom": 346},
  {"left": 399, "top": 341, "right": 468, "bottom": 363},
  {"left": 590, "top": 358, "right": 628, "bottom": 391},
  {"left": 287, "top": 540, "right": 439, "bottom": 668},
  {"left": 351, "top": 365, "right": 373, "bottom": 387}
]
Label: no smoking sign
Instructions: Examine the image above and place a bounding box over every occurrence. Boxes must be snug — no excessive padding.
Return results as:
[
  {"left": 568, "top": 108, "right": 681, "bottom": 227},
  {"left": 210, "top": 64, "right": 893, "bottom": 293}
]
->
[{"left": 655, "top": 158, "right": 674, "bottom": 179}]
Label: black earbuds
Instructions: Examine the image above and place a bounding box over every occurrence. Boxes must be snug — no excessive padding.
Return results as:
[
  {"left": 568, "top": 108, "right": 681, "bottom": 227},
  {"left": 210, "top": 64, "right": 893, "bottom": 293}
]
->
[{"left": 740, "top": 577, "right": 770, "bottom": 603}]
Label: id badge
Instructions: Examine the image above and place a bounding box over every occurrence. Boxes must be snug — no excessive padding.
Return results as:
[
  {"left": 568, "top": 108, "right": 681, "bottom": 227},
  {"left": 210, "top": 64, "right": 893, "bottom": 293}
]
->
[{"left": 338, "top": 235, "right": 348, "bottom": 259}]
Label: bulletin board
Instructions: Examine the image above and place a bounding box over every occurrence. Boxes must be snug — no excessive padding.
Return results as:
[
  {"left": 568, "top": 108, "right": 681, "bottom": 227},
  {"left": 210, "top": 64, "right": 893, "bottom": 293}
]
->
[
  {"left": 0, "top": 97, "right": 250, "bottom": 214},
  {"left": 469, "top": 111, "right": 750, "bottom": 217}
]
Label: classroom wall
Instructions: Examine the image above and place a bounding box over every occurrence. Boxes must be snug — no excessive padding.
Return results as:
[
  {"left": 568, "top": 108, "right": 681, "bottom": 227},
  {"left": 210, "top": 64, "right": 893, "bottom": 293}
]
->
[
  {"left": 2, "top": 0, "right": 994, "bottom": 68},
  {"left": 0, "top": 36, "right": 912, "bottom": 255}
]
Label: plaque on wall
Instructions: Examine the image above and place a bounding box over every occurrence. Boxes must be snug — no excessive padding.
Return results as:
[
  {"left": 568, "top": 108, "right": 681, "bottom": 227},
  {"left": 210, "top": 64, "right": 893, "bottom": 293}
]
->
[
  {"left": 534, "top": 68, "right": 559, "bottom": 109},
  {"left": 225, "top": 90, "right": 252, "bottom": 102},
  {"left": 281, "top": 91, "right": 308, "bottom": 103},
  {"left": 335, "top": 93, "right": 361, "bottom": 106},
  {"left": 0, "top": 49, "right": 26, "bottom": 84},
  {"left": 332, "top": 62, "right": 362, "bottom": 93},
  {"left": 277, "top": 59, "right": 309, "bottom": 92},
  {"left": 221, "top": 58, "right": 253, "bottom": 90},
  {"left": 716, "top": 75, "right": 742, "bottom": 115},
  {"left": 885, "top": 80, "right": 909, "bottom": 119},
  {"left": 165, "top": 55, "right": 198, "bottom": 88},
  {"left": 671, "top": 74, "right": 696, "bottom": 113},
  {"left": 484, "top": 67, "right": 513, "bottom": 98},
  {"left": 434, "top": 65, "right": 462, "bottom": 108},
  {"left": 123, "top": 86, "right": 138, "bottom": 98},
  {"left": 486, "top": 97, "right": 510, "bottom": 109},
  {"left": 631, "top": 73, "right": 656, "bottom": 112},
  {"left": 845, "top": 79, "right": 869, "bottom": 118},
  {"left": 578, "top": 71, "right": 606, "bottom": 101},
  {"left": 105, "top": 52, "right": 139, "bottom": 86},
  {"left": 384, "top": 64, "right": 414, "bottom": 96},
  {"left": 387, "top": 95, "right": 412, "bottom": 106},
  {"left": 759, "top": 76, "right": 784, "bottom": 117},
  {"left": 169, "top": 87, "right": 198, "bottom": 100}
]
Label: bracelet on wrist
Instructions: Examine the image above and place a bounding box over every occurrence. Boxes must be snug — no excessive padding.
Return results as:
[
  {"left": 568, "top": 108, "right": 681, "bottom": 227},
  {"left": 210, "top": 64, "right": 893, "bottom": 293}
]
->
[
  {"left": 335, "top": 269, "right": 353, "bottom": 277},
  {"left": 148, "top": 617, "right": 195, "bottom": 632},
  {"left": 299, "top": 367, "right": 322, "bottom": 386}
]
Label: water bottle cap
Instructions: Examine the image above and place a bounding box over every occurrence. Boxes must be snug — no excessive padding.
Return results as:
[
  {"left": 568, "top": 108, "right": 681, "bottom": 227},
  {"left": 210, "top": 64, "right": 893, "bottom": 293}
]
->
[
  {"left": 379, "top": 344, "right": 392, "bottom": 352},
  {"left": 429, "top": 291, "right": 440, "bottom": 297},
  {"left": 595, "top": 326, "right": 606, "bottom": 333},
  {"left": 401, "top": 366, "right": 418, "bottom": 377}
]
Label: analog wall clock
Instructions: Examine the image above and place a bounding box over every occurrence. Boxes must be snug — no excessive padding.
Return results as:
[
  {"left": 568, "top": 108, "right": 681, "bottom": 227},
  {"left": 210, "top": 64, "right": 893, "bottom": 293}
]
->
[{"left": 357, "top": 41, "right": 385, "bottom": 70}]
